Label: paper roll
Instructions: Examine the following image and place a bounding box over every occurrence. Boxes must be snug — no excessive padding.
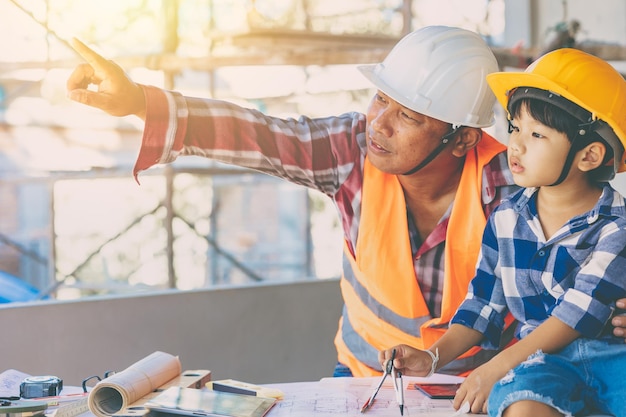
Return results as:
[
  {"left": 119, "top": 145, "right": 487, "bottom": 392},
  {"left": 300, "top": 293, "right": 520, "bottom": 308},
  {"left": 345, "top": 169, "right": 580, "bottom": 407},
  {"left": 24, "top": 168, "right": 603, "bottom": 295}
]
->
[{"left": 88, "top": 351, "right": 182, "bottom": 417}]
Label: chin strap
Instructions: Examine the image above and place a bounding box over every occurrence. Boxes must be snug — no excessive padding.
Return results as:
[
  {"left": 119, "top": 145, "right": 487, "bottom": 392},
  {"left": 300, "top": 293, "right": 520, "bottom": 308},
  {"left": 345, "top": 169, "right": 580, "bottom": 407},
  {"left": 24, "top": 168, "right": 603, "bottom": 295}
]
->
[
  {"left": 403, "top": 126, "right": 459, "bottom": 176},
  {"left": 549, "top": 119, "right": 599, "bottom": 186}
]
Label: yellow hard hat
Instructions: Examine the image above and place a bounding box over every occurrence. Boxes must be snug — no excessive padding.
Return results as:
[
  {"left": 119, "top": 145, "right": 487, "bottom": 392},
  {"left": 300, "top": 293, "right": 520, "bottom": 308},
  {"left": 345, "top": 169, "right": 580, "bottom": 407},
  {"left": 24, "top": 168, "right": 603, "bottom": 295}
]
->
[{"left": 487, "top": 48, "right": 626, "bottom": 175}]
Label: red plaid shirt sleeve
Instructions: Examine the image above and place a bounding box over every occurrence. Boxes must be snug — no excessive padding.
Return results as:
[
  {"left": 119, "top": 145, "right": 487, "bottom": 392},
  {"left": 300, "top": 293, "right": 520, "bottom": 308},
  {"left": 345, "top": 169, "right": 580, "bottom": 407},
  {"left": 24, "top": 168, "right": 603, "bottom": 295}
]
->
[{"left": 135, "top": 86, "right": 367, "bottom": 194}]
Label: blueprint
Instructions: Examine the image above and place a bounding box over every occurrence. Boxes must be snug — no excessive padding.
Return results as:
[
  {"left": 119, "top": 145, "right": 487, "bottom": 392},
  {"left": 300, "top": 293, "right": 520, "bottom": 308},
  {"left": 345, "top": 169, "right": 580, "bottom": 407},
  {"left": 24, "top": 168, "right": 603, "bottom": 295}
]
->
[{"left": 265, "top": 374, "right": 466, "bottom": 417}]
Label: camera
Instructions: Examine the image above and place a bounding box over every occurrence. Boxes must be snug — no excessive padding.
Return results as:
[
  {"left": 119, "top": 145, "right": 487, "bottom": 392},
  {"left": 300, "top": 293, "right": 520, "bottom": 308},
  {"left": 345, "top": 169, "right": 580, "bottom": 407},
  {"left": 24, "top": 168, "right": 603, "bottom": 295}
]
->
[{"left": 20, "top": 376, "right": 63, "bottom": 398}]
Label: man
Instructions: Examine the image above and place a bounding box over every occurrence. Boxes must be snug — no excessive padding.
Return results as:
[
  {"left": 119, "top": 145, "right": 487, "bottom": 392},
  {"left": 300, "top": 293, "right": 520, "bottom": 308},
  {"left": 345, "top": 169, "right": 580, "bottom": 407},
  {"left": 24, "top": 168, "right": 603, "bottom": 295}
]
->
[{"left": 66, "top": 25, "right": 626, "bottom": 378}]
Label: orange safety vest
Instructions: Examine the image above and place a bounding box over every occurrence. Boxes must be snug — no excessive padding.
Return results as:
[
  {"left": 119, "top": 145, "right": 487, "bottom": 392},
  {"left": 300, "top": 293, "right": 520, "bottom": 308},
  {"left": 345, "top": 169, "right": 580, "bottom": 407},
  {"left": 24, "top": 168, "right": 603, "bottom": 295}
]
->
[{"left": 335, "top": 132, "right": 507, "bottom": 377}]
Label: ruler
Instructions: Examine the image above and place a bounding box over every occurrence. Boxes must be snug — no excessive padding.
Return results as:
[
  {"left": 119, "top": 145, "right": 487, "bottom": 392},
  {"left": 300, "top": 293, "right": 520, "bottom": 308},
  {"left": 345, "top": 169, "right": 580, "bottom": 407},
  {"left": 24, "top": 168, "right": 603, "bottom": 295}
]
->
[{"left": 54, "top": 398, "right": 89, "bottom": 417}]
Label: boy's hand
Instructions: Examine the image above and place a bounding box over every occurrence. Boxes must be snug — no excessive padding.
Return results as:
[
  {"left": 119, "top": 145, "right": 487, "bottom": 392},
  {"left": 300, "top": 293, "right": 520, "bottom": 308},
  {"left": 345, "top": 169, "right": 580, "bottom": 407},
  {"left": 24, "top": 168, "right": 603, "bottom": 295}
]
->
[{"left": 453, "top": 361, "right": 504, "bottom": 414}]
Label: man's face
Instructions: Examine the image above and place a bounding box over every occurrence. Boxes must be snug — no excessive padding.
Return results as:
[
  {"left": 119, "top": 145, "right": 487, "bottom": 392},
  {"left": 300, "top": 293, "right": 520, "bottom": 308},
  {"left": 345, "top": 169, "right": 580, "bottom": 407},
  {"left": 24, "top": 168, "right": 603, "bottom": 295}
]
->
[{"left": 365, "top": 91, "right": 452, "bottom": 175}]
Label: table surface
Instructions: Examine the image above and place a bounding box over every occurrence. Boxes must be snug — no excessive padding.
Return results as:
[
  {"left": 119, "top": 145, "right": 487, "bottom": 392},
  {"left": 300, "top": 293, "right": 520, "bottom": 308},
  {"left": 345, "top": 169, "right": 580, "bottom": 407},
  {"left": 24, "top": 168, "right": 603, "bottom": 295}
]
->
[{"left": 264, "top": 375, "right": 465, "bottom": 417}]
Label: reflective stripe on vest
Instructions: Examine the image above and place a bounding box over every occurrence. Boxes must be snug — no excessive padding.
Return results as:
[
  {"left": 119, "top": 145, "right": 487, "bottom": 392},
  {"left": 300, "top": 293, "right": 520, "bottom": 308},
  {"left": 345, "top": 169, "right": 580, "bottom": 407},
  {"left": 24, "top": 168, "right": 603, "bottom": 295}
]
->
[{"left": 334, "top": 132, "right": 506, "bottom": 377}]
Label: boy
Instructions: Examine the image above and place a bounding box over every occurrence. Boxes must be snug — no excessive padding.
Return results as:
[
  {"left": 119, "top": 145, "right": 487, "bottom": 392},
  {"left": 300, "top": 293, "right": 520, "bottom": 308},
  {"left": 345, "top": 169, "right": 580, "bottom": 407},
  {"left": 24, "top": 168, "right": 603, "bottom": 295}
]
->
[{"left": 379, "top": 48, "right": 626, "bottom": 417}]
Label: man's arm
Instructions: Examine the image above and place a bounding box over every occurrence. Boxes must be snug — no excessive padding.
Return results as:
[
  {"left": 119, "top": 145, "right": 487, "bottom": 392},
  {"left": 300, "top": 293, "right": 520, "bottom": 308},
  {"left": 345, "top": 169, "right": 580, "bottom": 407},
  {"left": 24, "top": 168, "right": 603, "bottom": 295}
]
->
[{"left": 66, "top": 39, "right": 366, "bottom": 193}]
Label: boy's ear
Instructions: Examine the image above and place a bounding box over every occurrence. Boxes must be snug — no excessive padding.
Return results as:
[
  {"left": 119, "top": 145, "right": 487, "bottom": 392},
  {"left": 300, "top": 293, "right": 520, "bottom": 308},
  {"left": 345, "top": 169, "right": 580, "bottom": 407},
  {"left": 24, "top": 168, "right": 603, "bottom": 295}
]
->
[
  {"left": 451, "top": 127, "right": 482, "bottom": 157},
  {"left": 578, "top": 141, "right": 607, "bottom": 172}
]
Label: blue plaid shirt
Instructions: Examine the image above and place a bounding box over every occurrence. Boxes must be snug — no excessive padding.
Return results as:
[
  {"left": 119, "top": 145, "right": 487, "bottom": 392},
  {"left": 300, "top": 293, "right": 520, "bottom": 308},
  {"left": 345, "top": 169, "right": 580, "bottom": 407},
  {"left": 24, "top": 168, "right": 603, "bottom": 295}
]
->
[{"left": 452, "top": 184, "right": 626, "bottom": 349}]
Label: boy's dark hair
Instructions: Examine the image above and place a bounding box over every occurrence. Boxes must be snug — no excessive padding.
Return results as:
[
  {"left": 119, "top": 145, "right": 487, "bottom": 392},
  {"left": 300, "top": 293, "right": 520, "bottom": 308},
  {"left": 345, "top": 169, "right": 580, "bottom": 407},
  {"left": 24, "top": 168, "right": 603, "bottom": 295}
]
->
[{"left": 509, "top": 96, "right": 614, "bottom": 182}]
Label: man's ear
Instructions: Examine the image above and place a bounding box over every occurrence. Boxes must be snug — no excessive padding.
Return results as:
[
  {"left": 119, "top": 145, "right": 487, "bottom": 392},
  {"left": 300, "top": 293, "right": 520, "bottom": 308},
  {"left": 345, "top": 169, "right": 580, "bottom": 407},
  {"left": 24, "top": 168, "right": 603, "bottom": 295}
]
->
[
  {"left": 578, "top": 141, "right": 607, "bottom": 172},
  {"left": 451, "top": 127, "right": 482, "bottom": 157}
]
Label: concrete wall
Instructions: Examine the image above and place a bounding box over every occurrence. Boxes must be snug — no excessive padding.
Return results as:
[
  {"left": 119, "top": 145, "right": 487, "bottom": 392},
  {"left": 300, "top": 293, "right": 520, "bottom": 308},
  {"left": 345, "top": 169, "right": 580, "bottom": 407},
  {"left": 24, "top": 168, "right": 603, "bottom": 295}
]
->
[{"left": 0, "top": 279, "right": 343, "bottom": 386}]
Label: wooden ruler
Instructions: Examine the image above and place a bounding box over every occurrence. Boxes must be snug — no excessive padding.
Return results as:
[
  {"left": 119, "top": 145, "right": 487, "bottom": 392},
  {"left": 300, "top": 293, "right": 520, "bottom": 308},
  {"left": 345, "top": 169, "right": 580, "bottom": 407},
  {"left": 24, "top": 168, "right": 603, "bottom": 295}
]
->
[{"left": 54, "top": 397, "right": 90, "bottom": 417}]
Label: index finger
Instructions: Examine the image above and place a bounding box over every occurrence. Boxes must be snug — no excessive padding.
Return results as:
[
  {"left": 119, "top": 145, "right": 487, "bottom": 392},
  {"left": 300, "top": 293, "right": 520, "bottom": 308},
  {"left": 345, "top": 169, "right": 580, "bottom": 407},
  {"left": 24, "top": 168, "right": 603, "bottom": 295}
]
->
[
  {"left": 71, "top": 37, "right": 110, "bottom": 69},
  {"left": 385, "top": 348, "right": 396, "bottom": 373}
]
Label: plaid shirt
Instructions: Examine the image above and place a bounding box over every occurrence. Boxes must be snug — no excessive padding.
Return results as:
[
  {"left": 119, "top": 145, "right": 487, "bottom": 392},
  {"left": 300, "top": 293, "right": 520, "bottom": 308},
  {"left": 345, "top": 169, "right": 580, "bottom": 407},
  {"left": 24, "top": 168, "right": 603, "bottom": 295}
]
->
[
  {"left": 137, "top": 86, "right": 517, "bottom": 317},
  {"left": 453, "top": 184, "right": 626, "bottom": 348}
]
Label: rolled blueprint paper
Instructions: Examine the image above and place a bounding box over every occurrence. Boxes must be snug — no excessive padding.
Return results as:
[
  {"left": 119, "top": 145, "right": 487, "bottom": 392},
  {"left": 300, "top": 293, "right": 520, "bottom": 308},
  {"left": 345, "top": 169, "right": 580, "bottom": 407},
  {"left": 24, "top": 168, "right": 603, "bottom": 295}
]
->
[{"left": 88, "top": 351, "right": 182, "bottom": 417}]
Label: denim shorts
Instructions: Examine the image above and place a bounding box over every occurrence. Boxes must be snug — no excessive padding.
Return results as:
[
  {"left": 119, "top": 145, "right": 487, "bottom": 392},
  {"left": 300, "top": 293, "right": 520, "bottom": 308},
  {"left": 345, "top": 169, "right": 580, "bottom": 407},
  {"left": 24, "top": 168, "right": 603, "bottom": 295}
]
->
[{"left": 488, "top": 338, "right": 626, "bottom": 417}]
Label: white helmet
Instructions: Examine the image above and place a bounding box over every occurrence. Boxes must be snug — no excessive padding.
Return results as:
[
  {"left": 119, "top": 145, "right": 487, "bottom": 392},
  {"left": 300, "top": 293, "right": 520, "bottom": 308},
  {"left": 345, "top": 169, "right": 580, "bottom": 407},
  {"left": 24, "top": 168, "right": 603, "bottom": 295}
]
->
[{"left": 359, "top": 26, "right": 499, "bottom": 128}]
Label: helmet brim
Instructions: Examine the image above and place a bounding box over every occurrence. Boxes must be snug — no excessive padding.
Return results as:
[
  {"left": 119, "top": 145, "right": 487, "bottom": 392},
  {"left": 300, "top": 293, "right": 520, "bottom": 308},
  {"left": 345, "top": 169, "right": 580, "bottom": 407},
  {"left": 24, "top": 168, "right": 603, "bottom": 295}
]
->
[
  {"left": 487, "top": 72, "right": 584, "bottom": 115},
  {"left": 487, "top": 71, "right": 626, "bottom": 173},
  {"left": 359, "top": 63, "right": 495, "bottom": 128},
  {"left": 358, "top": 64, "right": 441, "bottom": 122}
]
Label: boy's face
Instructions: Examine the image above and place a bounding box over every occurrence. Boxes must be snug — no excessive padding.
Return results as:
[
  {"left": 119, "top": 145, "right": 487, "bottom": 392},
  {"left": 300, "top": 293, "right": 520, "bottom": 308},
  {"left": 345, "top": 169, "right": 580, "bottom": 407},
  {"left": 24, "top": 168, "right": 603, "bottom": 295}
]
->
[{"left": 507, "top": 105, "right": 571, "bottom": 188}]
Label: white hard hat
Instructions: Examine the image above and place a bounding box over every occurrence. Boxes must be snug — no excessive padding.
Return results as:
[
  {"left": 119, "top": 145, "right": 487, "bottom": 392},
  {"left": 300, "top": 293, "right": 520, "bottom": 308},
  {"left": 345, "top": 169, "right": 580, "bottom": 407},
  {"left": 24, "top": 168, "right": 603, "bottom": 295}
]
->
[{"left": 359, "top": 26, "right": 499, "bottom": 128}]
